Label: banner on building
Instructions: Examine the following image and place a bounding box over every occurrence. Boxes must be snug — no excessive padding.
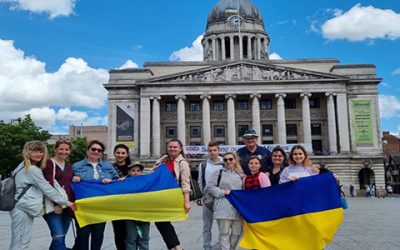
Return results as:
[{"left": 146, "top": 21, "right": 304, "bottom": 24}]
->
[
  {"left": 116, "top": 104, "right": 134, "bottom": 142},
  {"left": 352, "top": 99, "right": 373, "bottom": 147}
]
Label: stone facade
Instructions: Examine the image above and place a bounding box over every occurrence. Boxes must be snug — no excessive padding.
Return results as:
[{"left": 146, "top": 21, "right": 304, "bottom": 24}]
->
[{"left": 104, "top": 0, "right": 384, "bottom": 194}]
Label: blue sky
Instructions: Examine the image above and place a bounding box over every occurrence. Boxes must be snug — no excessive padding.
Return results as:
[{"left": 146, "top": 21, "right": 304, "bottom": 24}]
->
[{"left": 0, "top": 0, "right": 399, "bottom": 136}]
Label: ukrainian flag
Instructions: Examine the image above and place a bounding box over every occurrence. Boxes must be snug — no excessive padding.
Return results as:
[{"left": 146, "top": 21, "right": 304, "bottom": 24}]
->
[
  {"left": 225, "top": 7, "right": 238, "bottom": 14},
  {"left": 226, "top": 172, "right": 344, "bottom": 250},
  {"left": 71, "top": 164, "right": 188, "bottom": 227}
]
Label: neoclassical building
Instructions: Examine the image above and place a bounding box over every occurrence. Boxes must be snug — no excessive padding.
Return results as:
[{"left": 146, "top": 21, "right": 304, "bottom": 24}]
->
[{"left": 105, "top": 0, "right": 384, "bottom": 193}]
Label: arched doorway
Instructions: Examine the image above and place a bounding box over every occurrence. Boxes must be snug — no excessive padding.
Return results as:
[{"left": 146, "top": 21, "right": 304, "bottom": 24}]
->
[{"left": 358, "top": 168, "right": 375, "bottom": 189}]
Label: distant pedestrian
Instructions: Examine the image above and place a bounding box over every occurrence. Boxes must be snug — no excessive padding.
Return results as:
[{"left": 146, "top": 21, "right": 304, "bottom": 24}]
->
[
  {"left": 387, "top": 185, "right": 393, "bottom": 197},
  {"left": 349, "top": 184, "right": 354, "bottom": 197},
  {"left": 365, "top": 186, "right": 371, "bottom": 197}
]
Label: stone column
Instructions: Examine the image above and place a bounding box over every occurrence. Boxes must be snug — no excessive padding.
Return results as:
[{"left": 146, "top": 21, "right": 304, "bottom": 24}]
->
[
  {"left": 226, "top": 95, "right": 236, "bottom": 145},
  {"left": 176, "top": 95, "right": 186, "bottom": 145},
  {"left": 239, "top": 35, "right": 243, "bottom": 60},
  {"left": 247, "top": 36, "right": 252, "bottom": 59},
  {"left": 275, "top": 93, "right": 287, "bottom": 145},
  {"left": 336, "top": 93, "right": 350, "bottom": 153},
  {"left": 301, "top": 93, "right": 312, "bottom": 146},
  {"left": 140, "top": 97, "right": 151, "bottom": 157},
  {"left": 257, "top": 36, "right": 262, "bottom": 60},
  {"left": 230, "top": 36, "right": 234, "bottom": 61},
  {"left": 201, "top": 94, "right": 211, "bottom": 145},
  {"left": 151, "top": 96, "right": 161, "bottom": 157},
  {"left": 326, "top": 93, "right": 337, "bottom": 154},
  {"left": 221, "top": 36, "right": 226, "bottom": 60},
  {"left": 212, "top": 38, "right": 216, "bottom": 61},
  {"left": 251, "top": 94, "right": 262, "bottom": 144}
]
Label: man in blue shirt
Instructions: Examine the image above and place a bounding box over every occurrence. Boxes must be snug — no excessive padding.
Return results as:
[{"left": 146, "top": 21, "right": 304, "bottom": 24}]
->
[{"left": 236, "top": 129, "right": 272, "bottom": 175}]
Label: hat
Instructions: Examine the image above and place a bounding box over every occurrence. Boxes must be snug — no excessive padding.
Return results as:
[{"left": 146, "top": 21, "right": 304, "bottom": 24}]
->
[
  {"left": 242, "top": 129, "right": 258, "bottom": 138},
  {"left": 128, "top": 161, "right": 144, "bottom": 170}
]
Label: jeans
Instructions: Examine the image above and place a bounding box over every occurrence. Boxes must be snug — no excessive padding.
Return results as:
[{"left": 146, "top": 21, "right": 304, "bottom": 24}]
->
[
  {"left": 126, "top": 220, "right": 150, "bottom": 250},
  {"left": 216, "top": 219, "right": 242, "bottom": 250},
  {"left": 73, "top": 220, "right": 106, "bottom": 250},
  {"left": 202, "top": 204, "right": 214, "bottom": 250},
  {"left": 43, "top": 210, "right": 72, "bottom": 250}
]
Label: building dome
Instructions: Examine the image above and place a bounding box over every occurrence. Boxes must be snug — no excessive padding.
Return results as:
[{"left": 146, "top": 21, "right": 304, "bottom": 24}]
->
[{"left": 207, "top": 0, "right": 264, "bottom": 28}]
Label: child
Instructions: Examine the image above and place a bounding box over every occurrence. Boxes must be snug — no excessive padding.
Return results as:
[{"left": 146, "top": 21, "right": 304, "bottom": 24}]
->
[
  {"left": 125, "top": 161, "right": 150, "bottom": 250},
  {"left": 279, "top": 145, "right": 319, "bottom": 184},
  {"left": 243, "top": 155, "right": 271, "bottom": 189}
]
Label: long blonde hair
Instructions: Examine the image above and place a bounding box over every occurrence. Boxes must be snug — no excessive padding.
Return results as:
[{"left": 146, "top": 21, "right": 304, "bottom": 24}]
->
[
  {"left": 224, "top": 151, "right": 243, "bottom": 174},
  {"left": 23, "top": 141, "right": 48, "bottom": 172}
]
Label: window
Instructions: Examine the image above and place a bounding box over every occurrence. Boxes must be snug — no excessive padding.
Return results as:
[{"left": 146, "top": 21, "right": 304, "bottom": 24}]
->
[
  {"left": 286, "top": 124, "right": 297, "bottom": 136},
  {"left": 166, "top": 126, "right": 177, "bottom": 138},
  {"left": 165, "top": 101, "right": 177, "bottom": 112},
  {"left": 238, "top": 125, "right": 249, "bottom": 136},
  {"left": 287, "top": 140, "right": 298, "bottom": 144},
  {"left": 312, "top": 140, "right": 323, "bottom": 152},
  {"left": 309, "top": 98, "right": 320, "bottom": 109},
  {"left": 260, "top": 99, "right": 272, "bottom": 110},
  {"left": 190, "top": 126, "right": 201, "bottom": 138},
  {"left": 311, "top": 123, "right": 322, "bottom": 135},
  {"left": 214, "top": 125, "right": 225, "bottom": 137},
  {"left": 237, "top": 99, "right": 248, "bottom": 110},
  {"left": 190, "top": 142, "right": 201, "bottom": 146},
  {"left": 285, "top": 98, "right": 296, "bottom": 109},
  {"left": 189, "top": 101, "right": 201, "bottom": 112},
  {"left": 213, "top": 100, "right": 224, "bottom": 111},
  {"left": 262, "top": 124, "right": 273, "bottom": 136},
  {"left": 262, "top": 140, "right": 274, "bottom": 144}
]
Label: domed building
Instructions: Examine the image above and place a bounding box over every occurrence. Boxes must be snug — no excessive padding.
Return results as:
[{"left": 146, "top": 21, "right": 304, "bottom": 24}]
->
[{"left": 105, "top": 0, "right": 384, "bottom": 194}]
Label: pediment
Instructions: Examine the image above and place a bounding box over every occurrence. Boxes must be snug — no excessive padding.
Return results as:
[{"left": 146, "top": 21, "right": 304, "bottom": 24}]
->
[{"left": 146, "top": 61, "right": 348, "bottom": 83}]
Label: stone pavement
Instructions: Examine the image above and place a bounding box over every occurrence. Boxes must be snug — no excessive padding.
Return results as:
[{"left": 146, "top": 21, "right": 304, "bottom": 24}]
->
[{"left": 1, "top": 197, "right": 400, "bottom": 250}]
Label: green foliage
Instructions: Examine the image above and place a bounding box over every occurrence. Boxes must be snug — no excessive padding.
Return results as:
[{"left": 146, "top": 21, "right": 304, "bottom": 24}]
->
[
  {"left": 0, "top": 115, "right": 51, "bottom": 176},
  {"left": 68, "top": 137, "right": 87, "bottom": 164}
]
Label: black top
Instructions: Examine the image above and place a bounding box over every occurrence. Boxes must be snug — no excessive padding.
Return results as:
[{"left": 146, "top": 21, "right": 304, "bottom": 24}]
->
[
  {"left": 268, "top": 165, "right": 285, "bottom": 186},
  {"left": 113, "top": 163, "right": 129, "bottom": 178}
]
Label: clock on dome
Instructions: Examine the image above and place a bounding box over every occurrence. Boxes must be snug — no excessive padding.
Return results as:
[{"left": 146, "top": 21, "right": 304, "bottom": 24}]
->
[{"left": 227, "top": 15, "right": 242, "bottom": 28}]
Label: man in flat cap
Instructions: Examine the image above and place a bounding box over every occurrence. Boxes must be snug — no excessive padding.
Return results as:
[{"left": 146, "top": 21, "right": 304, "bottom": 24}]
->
[{"left": 236, "top": 129, "right": 272, "bottom": 175}]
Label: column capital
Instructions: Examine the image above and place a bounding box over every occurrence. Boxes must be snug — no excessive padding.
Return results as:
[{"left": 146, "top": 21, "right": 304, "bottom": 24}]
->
[
  {"left": 225, "top": 94, "right": 236, "bottom": 99},
  {"left": 250, "top": 94, "right": 262, "bottom": 99},
  {"left": 300, "top": 92, "right": 312, "bottom": 98},
  {"left": 275, "top": 93, "right": 287, "bottom": 98},
  {"left": 150, "top": 96, "right": 161, "bottom": 100},
  {"left": 325, "top": 92, "right": 337, "bottom": 97},
  {"left": 200, "top": 94, "right": 211, "bottom": 100},
  {"left": 175, "top": 95, "right": 186, "bottom": 100}
]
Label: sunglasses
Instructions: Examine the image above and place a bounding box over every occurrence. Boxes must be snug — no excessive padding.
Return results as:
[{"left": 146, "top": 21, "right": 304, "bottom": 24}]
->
[
  {"left": 223, "top": 158, "right": 234, "bottom": 162},
  {"left": 90, "top": 147, "right": 103, "bottom": 153}
]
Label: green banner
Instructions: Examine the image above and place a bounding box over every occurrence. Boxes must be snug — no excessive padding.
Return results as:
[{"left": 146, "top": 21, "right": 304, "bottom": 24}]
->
[{"left": 352, "top": 99, "right": 373, "bottom": 147}]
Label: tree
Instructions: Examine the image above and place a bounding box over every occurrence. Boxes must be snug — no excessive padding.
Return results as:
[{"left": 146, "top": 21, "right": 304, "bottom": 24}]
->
[
  {"left": 0, "top": 115, "right": 51, "bottom": 177},
  {"left": 68, "top": 137, "right": 87, "bottom": 164}
]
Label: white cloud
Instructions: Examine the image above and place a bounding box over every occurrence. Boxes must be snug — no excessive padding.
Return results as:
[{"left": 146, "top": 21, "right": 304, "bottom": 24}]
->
[
  {"left": 119, "top": 60, "right": 139, "bottom": 69},
  {"left": 0, "top": 0, "right": 75, "bottom": 18},
  {"left": 379, "top": 95, "right": 400, "bottom": 118},
  {"left": 0, "top": 38, "right": 109, "bottom": 131},
  {"left": 321, "top": 4, "right": 400, "bottom": 41},
  {"left": 269, "top": 53, "right": 282, "bottom": 60},
  {"left": 393, "top": 68, "right": 400, "bottom": 75},
  {"left": 170, "top": 35, "right": 204, "bottom": 61}
]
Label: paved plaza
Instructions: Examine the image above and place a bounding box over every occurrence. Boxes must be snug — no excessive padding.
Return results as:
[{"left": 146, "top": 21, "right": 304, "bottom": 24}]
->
[{"left": 1, "top": 197, "right": 399, "bottom": 250}]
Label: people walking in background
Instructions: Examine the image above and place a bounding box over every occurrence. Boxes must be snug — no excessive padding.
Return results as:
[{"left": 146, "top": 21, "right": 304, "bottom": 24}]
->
[
  {"left": 196, "top": 140, "right": 223, "bottom": 250},
  {"left": 387, "top": 185, "right": 393, "bottom": 197},
  {"left": 236, "top": 129, "right": 272, "bottom": 175},
  {"left": 72, "top": 140, "right": 119, "bottom": 250},
  {"left": 243, "top": 155, "right": 271, "bottom": 190},
  {"left": 207, "top": 152, "right": 243, "bottom": 250},
  {"left": 365, "top": 185, "right": 371, "bottom": 197},
  {"left": 151, "top": 139, "right": 191, "bottom": 250},
  {"left": 279, "top": 145, "right": 319, "bottom": 184},
  {"left": 350, "top": 184, "right": 354, "bottom": 197},
  {"left": 125, "top": 162, "right": 150, "bottom": 250},
  {"left": 42, "top": 139, "right": 74, "bottom": 250},
  {"left": 112, "top": 144, "right": 132, "bottom": 250},
  {"left": 9, "top": 141, "right": 75, "bottom": 250},
  {"left": 267, "top": 146, "right": 287, "bottom": 185},
  {"left": 370, "top": 184, "right": 376, "bottom": 197}
]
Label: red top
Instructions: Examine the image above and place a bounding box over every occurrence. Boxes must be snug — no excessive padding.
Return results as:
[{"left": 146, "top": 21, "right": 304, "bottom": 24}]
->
[
  {"left": 244, "top": 172, "right": 261, "bottom": 190},
  {"left": 43, "top": 159, "right": 74, "bottom": 201},
  {"left": 165, "top": 160, "right": 175, "bottom": 176}
]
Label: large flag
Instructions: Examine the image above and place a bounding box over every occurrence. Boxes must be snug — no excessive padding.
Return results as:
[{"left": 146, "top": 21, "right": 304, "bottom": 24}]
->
[
  {"left": 225, "top": 7, "right": 238, "bottom": 14},
  {"left": 71, "top": 164, "right": 188, "bottom": 227},
  {"left": 226, "top": 172, "right": 344, "bottom": 250}
]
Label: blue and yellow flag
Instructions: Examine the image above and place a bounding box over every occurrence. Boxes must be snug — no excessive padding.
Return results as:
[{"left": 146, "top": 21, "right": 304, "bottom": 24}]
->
[
  {"left": 225, "top": 7, "right": 238, "bottom": 14},
  {"left": 226, "top": 173, "right": 344, "bottom": 250},
  {"left": 71, "top": 164, "right": 188, "bottom": 227}
]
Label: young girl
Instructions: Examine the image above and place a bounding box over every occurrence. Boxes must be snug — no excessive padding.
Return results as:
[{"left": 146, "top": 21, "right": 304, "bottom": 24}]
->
[
  {"left": 243, "top": 155, "right": 271, "bottom": 189},
  {"left": 279, "top": 145, "right": 318, "bottom": 184}
]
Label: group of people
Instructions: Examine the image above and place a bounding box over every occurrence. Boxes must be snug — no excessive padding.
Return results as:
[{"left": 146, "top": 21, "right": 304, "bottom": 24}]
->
[
  {"left": 198, "top": 130, "right": 320, "bottom": 250},
  {"left": 9, "top": 129, "right": 325, "bottom": 250}
]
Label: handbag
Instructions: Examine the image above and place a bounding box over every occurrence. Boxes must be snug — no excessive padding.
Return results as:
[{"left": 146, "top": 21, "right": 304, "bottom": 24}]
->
[
  {"left": 44, "top": 159, "right": 69, "bottom": 214},
  {"left": 189, "top": 176, "right": 203, "bottom": 201},
  {"left": 203, "top": 169, "right": 223, "bottom": 211},
  {"left": 341, "top": 196, "right": 348, "bottom": 209}
]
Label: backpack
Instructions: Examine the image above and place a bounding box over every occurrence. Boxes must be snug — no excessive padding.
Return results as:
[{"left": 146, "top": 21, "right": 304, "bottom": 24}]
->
[
  {"left": 200, "top": 159, "right": 223, "bottom": 191},
  {"left": 0, "top": 166, "right": 32, "bottom": 211},
  {"left": 178, "top": 159, "right": 203, "bottom": 201}
]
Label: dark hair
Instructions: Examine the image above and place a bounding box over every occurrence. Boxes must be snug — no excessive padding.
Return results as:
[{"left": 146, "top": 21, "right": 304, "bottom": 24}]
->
[
  {"left": 248, "top": 155, "right": 262, "bottom": 165},
  {"left": 113, "top": 144, "right": 132, "bottom": 166},
  {"left": 271, "top": 146, "right": 288, "bottom": 165},
  {"left": 55, "top": 139, "right": 72, "bottom": 150},
  {"left": 166, "top": 138, "right": 185, "bottom": 157},
  {"left": 288, "top": 145, "right": 312, "bottom": 166},
  {"left": 208, "top": 139, "right": 219, "bottom": 148},
  {"left": 87, "top": 139, "right": 105, "bottom": 152}
]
